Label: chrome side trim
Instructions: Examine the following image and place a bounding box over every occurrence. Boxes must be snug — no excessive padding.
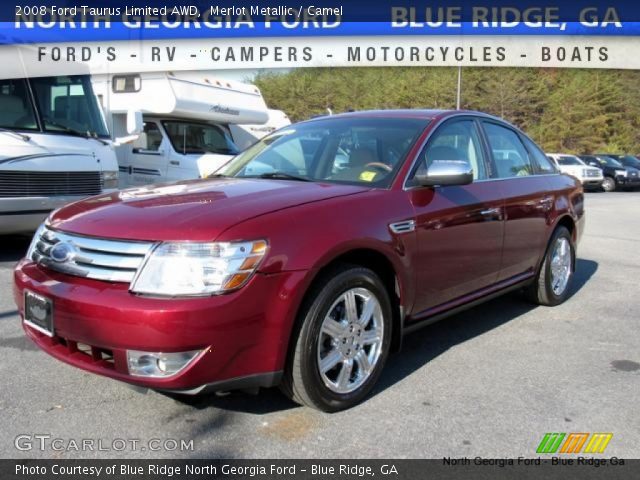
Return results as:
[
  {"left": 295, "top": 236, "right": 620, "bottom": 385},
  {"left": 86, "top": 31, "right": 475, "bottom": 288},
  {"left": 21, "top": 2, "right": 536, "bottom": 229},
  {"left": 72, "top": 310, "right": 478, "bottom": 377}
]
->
[{"left": 389, "top": 220, "right": 416, "bottom": 234}]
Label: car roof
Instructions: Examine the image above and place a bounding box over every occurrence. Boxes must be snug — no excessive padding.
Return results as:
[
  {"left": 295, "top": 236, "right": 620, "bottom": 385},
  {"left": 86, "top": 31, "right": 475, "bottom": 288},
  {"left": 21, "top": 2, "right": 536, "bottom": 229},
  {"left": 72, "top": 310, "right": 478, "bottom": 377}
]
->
[{"left": 303, "top": 109, "right": 504, "bottom": 122}]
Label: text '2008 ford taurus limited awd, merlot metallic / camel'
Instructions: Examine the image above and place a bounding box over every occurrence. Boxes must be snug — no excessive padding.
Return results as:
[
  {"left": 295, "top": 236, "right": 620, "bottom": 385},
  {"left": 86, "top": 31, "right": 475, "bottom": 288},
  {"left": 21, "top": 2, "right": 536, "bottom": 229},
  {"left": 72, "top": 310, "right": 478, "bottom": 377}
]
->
[{"left": 14, "top": 110, "right": 584, "bottom": 411}]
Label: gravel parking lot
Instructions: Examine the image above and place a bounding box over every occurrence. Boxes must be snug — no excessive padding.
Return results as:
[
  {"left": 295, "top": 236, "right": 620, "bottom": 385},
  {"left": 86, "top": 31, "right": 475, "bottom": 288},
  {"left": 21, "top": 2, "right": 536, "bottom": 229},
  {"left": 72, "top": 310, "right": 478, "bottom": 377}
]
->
[{"left": 1, "top": 192, "right": 639, "bottom": 459}]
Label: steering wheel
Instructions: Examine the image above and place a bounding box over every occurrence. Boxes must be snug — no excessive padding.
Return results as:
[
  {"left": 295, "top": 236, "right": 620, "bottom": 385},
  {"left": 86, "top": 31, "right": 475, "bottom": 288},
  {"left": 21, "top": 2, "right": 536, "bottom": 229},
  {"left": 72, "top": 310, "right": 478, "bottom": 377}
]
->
[{"left": 364, "top": 162, "right": 393, "bottom": 173}]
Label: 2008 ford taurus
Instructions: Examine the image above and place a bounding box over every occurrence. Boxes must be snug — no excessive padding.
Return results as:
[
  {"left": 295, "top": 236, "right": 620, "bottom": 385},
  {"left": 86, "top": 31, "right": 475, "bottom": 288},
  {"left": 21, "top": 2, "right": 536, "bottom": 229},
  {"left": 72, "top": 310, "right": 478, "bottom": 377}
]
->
[{"left": 14, "top": 110, "right": 584, "bottom": 411}]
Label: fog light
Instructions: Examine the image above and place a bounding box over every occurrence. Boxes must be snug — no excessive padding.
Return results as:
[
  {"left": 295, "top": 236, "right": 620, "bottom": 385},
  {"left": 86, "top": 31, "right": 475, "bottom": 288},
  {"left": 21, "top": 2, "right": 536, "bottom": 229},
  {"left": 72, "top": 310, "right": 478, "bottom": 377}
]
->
[{"left": 127, "top": 350, "right": 202, "bottom": 378}]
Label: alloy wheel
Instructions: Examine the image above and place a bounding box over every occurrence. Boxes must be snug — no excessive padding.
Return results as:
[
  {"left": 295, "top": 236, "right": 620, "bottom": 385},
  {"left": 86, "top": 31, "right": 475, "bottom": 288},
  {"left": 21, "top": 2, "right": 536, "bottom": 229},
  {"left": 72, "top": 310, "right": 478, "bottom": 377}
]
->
[
  {"left": 316, "top": 287, "right": 384, "bottom": 394},
  {"left": 550, "top": 237, "right": 572, "bottom": 296}
]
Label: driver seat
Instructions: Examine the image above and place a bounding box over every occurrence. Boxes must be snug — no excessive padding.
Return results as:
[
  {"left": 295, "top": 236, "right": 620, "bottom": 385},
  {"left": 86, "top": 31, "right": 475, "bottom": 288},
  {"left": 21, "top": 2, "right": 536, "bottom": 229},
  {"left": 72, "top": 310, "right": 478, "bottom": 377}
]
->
[{"left": 332, "top": 147, "right": 379, "bottom": 181}]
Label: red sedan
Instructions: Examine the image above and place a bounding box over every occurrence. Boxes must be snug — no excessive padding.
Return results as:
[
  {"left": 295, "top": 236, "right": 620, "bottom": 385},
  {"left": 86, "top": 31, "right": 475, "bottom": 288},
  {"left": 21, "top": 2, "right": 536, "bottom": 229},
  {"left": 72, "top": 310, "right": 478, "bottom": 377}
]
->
[{"left": 14, "top": 110, "right": 584, "bottom": 411}]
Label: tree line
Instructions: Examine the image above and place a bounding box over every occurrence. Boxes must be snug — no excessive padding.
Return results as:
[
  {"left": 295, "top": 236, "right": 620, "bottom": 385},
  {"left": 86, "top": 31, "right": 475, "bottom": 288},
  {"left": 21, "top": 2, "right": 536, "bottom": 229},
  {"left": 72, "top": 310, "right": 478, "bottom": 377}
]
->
[{"left": 254, "top": 67, "right": 640, "bottom": 155}]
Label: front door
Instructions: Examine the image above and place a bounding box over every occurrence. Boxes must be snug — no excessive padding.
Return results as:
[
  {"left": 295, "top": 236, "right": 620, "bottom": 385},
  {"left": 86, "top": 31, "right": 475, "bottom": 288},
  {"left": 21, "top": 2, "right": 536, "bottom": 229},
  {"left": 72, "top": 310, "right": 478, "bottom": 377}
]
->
[
  {"left": 409, "top": 118, "right": 505, "bottom": 315},
  {"left": 480, "top": 121, "right": 554, "bottom": 282},
  {"left": 129, "top": 120, "right": 168, "bottom": 186}
]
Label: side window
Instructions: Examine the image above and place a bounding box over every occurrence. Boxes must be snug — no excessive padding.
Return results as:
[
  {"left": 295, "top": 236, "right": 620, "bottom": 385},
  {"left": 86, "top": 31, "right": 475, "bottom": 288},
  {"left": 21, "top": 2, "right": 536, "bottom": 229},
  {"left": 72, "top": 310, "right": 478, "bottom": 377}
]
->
[
  {"left": 416, "top": 120, "right": 487, "bottom": 180},
  {"left": 136, "top": 122, "right": 163, "bottom": 152},
  {"left": 483, "top": 122, "right": 533, "bottom": 178},
  {"left": 522, "top": 136, "right": 557, "bottom": 174}
]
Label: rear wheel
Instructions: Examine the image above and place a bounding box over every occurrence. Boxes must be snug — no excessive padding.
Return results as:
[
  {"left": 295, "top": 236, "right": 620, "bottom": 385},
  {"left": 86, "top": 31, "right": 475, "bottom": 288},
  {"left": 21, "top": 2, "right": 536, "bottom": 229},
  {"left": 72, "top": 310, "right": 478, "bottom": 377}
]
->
[
  {"left": 281, "top": 265, "right": 392, "bottom": 412},
  {"left": 525, "top": 226, "right": 575, "bottom": 306},
  {"left": 601, "top": 176, "right": 616, "bottom": 192}
]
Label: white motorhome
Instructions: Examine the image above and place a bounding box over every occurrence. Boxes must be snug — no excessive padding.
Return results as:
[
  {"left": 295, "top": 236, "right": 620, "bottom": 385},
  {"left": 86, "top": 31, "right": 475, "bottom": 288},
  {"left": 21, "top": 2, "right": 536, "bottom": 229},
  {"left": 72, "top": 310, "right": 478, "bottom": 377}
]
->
[
  {"left": 230, "top": 109, "right": 292, "bottom": 150},
  {"left": 0, "top": 74, "right": 129, "bottom": 234},
  {"left": 93, "top": 72, "right": 269, "bottom": 187}
]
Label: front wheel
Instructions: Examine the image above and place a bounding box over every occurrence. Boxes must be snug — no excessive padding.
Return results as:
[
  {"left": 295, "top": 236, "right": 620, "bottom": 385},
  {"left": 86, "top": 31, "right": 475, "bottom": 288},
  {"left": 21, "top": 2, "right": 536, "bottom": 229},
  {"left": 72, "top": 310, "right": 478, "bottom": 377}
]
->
[
  {"left": 281, "top": 266, "right": 392, "bottom": 412},
  {"left": 601, "top": 176, "right": 616, "bottom": 192},
  {"left": 525, "top": 226, "right": 575, "bottom": 306}
]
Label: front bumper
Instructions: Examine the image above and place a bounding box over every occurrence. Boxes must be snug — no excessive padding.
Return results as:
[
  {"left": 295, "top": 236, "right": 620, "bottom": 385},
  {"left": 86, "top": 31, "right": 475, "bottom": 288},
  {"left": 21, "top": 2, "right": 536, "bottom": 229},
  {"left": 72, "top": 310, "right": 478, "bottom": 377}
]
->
[
  {"left": 14, "top": 259, "right": 307, "bottom": 392},
  {"left": 578, "top": 177, "right": 603, "bottom": 189},
  {"left": 617, "top": 175, "right": 640, "bottom": 187}
]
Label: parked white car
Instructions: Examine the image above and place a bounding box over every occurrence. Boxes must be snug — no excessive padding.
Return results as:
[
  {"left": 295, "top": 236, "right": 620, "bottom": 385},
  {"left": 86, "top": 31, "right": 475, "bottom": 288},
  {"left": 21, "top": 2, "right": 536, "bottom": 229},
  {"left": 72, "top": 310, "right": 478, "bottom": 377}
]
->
[{"left": 547, "top": 153, "right": 604, "bottom": 190}]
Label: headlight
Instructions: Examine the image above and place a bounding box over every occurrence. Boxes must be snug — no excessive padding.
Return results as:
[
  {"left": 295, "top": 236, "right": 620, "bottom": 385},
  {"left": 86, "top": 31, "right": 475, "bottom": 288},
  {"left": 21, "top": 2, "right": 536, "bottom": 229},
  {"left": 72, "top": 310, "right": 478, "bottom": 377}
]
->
[
  {"left": 615, "top": 169, "right": 628, "bottom": 177},
  {"left": 130, "top": 240, "right": 268, "bottom": 296},
  {"left": 103, "top": 171, "right": 119, "bottom": 189},
  {"left": 25, "top": 223, "right": 47, "bottom": 260}
]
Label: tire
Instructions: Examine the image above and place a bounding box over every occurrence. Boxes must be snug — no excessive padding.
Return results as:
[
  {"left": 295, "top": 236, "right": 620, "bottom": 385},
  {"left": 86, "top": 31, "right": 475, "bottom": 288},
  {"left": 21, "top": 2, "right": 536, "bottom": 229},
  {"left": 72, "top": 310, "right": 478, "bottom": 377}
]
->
[
  {"left": 601, "top": 176, "right": 616, "bottom": 192},
  {"left": 281, "top": 265, "right": 393, "bottom": 412},
  {"left": 525, "top": 226, "right": 575, "bottom": 306}
]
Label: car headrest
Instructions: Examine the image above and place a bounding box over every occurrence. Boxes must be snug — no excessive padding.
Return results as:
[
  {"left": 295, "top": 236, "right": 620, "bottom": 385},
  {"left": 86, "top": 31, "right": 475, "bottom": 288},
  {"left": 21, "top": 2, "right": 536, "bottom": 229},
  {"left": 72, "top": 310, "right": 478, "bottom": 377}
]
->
[{"left": 349, "top": 148, "right": 377, "bottom": 167}]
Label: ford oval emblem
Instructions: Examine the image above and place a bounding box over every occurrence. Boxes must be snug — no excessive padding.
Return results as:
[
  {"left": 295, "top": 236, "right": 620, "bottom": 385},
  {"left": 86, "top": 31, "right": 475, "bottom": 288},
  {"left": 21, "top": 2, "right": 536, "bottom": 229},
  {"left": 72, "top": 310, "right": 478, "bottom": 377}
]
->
[{"left": 49, "top": 242, "right": 76, "bottom": 263}]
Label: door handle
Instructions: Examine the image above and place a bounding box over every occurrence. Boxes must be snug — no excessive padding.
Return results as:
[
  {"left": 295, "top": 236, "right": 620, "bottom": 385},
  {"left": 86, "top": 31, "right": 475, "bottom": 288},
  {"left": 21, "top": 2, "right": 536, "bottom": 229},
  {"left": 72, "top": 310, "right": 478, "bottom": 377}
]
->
[
  {"left": 169, "top": 160, "right": 180, "bottom": 166},
  {"left": 480, "top": 207, "right": 501, "bottom": 217}
]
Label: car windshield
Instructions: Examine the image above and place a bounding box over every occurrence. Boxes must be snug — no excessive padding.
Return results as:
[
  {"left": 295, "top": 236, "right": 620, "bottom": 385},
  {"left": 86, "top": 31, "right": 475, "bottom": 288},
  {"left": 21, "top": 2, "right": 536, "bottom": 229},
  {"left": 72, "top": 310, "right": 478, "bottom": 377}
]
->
[
  {"left": 30, "top": 75, "right": 109, "bottom": 138},
  {"left": 598, "top": 156, "right": 624, "bottom": 167},
  {"left": 218, "top": 117, "right": 428, "bottom": 187},
  {"left": 557, "top": 155, "right": 584, "bottom": 166},
  {"left": 619, "top": 155, "right": 640, "bottom": 167},
  {"left": 163, "top": 121, "right": 240, "bottom": 155}
]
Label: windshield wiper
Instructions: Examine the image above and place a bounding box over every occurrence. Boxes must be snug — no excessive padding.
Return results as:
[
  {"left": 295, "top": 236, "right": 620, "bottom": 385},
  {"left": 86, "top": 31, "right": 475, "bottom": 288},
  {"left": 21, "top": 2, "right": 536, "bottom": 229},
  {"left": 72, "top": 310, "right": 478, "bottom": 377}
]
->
[
  {"left": 256, "top": 172, "right": 311, "bottom": 182},
  {"left": 43, "top": 119, "right": 109, "bottom": 145},
  {"left": 0, "top": 127, "right": 30, "bottom": 142},
  {"left": 208, "top": 173, "right": 228, "bottom": 178}
]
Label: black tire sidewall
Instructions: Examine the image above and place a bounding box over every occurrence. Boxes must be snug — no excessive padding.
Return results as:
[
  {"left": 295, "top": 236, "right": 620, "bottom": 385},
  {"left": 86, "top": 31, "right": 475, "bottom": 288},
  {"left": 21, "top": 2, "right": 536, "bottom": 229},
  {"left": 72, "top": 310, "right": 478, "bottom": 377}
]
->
[{"left": 297, "top": 268, "right": 392, "bottom": 411}]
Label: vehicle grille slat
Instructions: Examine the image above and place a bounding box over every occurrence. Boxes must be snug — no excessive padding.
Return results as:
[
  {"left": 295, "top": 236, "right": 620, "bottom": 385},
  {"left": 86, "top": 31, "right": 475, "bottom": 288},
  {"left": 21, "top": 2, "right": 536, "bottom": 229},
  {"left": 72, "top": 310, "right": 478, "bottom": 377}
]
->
[
  {"left": 32, "top": 226, "right": 155, "bottom": 284},
  {"left": 0, "top": 171, "right": 104, "bottom": 198}
]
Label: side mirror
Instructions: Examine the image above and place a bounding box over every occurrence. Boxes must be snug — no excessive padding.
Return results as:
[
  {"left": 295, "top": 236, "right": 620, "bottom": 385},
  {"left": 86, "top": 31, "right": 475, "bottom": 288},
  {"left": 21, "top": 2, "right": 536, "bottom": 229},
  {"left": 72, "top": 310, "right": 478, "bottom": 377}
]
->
[
  {"left": 126, "top": 110, "right": 143, "bottom": 135},
  {"left": 113, "top": 110, "right": 143, "bottom": 146},
  {"left": 414, "top": 160, "right": 474, "bottom": 187}
]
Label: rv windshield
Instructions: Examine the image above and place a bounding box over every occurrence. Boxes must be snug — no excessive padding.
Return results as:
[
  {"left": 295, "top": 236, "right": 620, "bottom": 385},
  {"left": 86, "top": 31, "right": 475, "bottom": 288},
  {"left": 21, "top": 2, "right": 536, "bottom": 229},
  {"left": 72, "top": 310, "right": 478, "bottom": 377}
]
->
[
  {"left": 163, "top": 121, "right": 240, "bottom": 155},
  {"left": 0, "top": 79, "right": 38, "bottom": 131},
  {"left": 30, "top": 75, "right": 109, "bottom": 138}
]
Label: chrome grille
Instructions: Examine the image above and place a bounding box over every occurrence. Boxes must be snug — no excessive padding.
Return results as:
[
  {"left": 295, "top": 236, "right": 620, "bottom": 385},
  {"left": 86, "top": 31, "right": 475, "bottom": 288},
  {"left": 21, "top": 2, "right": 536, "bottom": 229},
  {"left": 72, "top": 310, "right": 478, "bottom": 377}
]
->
[
  {"left": 0, "top": 171, "right": 103, "bottom": 198},
  {"left": 586, "top": 170, "right": 601, "bottom": 178},
  {"left": 32, "top": 226, "right": 155, "bottom": 283}
]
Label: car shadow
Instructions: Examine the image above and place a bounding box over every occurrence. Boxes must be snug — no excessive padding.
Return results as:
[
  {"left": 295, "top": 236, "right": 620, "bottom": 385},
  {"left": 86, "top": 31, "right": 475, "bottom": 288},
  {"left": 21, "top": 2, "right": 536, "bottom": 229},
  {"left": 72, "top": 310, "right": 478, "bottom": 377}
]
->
[
  {"left": 373, "top": 259, "right": 597, "bottom": 396},
  {"left": 170, "top": 258, "right": 598, "bottom": 414},
  {"left": 0, "top": 235, "right": 31, "bottom": 264}
]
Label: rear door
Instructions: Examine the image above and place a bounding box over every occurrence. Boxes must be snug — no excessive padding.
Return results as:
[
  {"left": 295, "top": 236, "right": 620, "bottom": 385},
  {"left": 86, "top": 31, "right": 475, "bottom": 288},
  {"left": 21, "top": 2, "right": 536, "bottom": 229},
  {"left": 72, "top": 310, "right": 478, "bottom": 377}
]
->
[
  {"left": 409, "top": 118, "right": 505, "bottom": 314},
  {"left": 128, "top": 120, "right": 168, "bottom": 186},
  {"left": 480, "top": 121, "right": 554, "bottom": 282}
]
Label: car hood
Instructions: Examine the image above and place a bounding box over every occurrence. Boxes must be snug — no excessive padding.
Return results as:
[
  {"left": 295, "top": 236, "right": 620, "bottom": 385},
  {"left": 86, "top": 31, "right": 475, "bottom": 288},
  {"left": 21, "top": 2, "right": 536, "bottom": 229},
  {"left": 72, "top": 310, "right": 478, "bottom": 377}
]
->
[{"left": 49, "top": 178, "right": 369, "bottom": 241}]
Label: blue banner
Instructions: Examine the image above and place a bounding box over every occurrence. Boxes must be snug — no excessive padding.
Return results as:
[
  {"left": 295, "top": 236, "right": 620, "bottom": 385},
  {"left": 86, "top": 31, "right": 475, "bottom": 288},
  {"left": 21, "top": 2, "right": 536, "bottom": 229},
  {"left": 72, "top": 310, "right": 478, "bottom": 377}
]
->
[{"left": 2, "top": 1, "right": 640, "bottom": 44}]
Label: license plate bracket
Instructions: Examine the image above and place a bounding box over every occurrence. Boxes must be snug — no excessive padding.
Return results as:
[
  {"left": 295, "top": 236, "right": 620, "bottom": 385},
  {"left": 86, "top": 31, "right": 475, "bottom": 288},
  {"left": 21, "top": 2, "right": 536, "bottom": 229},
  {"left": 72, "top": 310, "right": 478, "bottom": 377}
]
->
[{"left": 24, "top": 290, "right": 54, "bottom": 337}]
